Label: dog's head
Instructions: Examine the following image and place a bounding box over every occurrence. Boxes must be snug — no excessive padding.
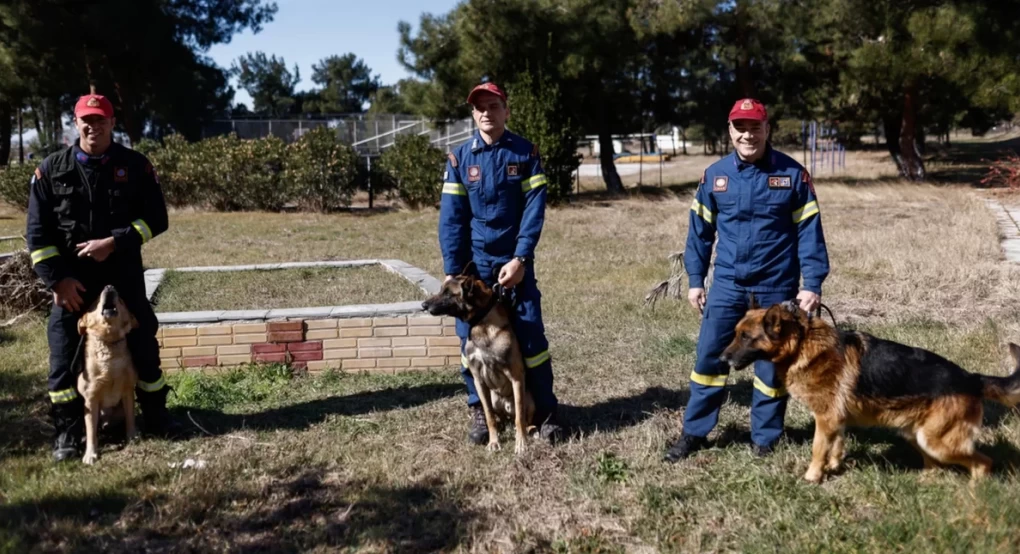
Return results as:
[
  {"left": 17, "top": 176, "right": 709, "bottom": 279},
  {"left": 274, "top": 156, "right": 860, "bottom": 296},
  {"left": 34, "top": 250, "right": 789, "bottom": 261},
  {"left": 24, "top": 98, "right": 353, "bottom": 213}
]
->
[
  {"left": 421, "top": 263, "right": 493, "bottom": 321},
  {"left": 77, "top": 285, "right": 138, "bottom": 342},
  {"left": 720, "top": 300, "right": 808, "bottom": 370}
]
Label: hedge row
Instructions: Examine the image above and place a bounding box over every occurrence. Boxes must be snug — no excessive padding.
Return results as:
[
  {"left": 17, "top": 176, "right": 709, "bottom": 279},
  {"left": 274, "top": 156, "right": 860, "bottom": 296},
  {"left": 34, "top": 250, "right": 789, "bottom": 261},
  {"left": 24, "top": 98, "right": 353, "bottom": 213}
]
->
[{"left": 0, "top": 127, "right": 448, "bottom": 212}]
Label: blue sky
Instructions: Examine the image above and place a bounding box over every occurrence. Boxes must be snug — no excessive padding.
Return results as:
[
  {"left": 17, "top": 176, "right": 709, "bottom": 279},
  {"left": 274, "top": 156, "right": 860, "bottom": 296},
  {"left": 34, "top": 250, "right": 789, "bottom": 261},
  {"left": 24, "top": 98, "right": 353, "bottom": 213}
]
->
[{"left": 206, "top": 0, "right": 460, "bottom": 107}]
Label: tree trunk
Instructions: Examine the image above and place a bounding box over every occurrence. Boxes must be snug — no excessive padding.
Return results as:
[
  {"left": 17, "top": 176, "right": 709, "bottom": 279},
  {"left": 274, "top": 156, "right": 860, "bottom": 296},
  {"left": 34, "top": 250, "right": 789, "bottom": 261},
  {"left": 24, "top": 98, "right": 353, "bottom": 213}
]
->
[
  {"left": 882, "top": 112, "right": 907, "bottom": 177},
  {"left": 898, "top": 84, "right": 925, "bottom": 181},
  {"left": 680, "top": 127, "right": 688, "bottom": 155},
  {"left": 596, "top": 99, "right": 624, "bottom": 194},
  {"left": 0, "top": 102, "right": 12, "bottom": 166}
]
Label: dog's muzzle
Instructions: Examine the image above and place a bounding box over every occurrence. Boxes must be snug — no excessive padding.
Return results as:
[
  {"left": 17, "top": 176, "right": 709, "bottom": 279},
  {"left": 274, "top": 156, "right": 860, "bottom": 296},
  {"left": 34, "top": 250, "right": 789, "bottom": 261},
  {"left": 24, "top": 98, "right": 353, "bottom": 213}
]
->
[{"left": 100, "top": 285, "right": 119, "bottom": 318}]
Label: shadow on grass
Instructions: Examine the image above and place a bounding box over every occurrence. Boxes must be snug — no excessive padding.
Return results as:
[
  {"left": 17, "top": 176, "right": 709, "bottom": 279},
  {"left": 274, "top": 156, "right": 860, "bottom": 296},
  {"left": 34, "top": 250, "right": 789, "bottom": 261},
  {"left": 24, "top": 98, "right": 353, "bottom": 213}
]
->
[
  {"left": 559, "top": 385, "right": 692, "bottom": 438},
  {"left": 0, "top": 468, "right": 479, "bottom": 553},
  {"left": 177, "top": 382, "right": 462, "bottom": 438}
]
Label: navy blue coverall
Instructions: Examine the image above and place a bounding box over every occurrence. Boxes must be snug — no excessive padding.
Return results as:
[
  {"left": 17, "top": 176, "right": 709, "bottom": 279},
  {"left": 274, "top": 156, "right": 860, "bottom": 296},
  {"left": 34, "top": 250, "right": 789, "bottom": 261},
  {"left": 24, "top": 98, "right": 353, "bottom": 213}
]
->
[
  {"left": 682, "top": 147, "right": 830, "bottom": 447},
  {"left": 438, "top": 130, "right": 558, "bottom": 423}
]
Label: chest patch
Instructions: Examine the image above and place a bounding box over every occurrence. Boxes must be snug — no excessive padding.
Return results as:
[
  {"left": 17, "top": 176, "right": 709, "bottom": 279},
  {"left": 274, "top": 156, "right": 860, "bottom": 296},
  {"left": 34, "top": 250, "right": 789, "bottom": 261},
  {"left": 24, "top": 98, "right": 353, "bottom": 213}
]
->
[
  {"left": 768, "top": 175, "right": 792, "bottom": 189},
  {"left": 467, "top": 165, "right": 481, "bottom": 182},
  {"left": 114, "top": 167, "right": 128, "bottom": 183},
  {"left": 713, "top": 176, "right": 728, "bottom": 192},
  {"left": 507, "top": 163, "right": 519, "bottom": 177}
]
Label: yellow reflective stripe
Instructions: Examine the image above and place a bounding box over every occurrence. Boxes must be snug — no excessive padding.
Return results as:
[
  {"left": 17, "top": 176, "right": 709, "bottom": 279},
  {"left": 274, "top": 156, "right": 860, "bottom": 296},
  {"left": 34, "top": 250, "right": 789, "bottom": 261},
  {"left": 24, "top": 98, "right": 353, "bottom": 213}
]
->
[
  {"left": 689, "top": 371, "right": 728, "bottom": 387},
  {"left": 30, "top": 246, "right": 60, "bottom": 265},
  {"left": 461, "top": 354, "right": 469, "bottom": 368},
  {"left": 522, "top": 174, "right": 548, "bottom": 192},
  {"left": 753, "top": 376, "right": 787, "bottom": 398},
  {"left": 690, "top": 199, "right": 715, "bottom": 224},
  {"left": 792, "top": 201, "right": 819, "bottom": 224},
  {"left": 525, "top": 350, "right": 550, "bottom": 368},
  {"left": 138, "top": 375, "right": 166, "bottom": 392},
  {"left": 442, "top": 182, "right": 467, "bottom": 196},
  {"left": 131, "top": 219, "right": 153, "bottom": 243},
  {"left": 49, "top": 388, "right": 78, "bottom": 403}
]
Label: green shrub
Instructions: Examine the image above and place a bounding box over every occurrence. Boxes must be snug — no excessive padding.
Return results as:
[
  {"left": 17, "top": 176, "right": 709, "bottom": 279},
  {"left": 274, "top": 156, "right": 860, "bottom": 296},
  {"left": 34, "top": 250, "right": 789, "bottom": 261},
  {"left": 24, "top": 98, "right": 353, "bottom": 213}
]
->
[
  {"left": 506, "top": 70, "right": 583, "bottom": 202},
  {"left": 378, "top": 134, "right": 445, "bottom": 209},
  {"left": 285, "top": 126, "right": 359, "bottom": 212},
  {"left": 0, "top": 163, "right": 36, "bottom": 211}
]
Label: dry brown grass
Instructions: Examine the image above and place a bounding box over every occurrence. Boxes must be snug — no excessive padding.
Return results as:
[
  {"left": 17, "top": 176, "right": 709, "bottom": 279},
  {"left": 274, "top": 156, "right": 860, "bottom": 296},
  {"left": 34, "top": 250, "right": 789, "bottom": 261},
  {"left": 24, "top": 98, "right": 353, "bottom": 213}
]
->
[
  {"left": 3, "top": 138, "right": 1020, "bottom": 553},
  {"left": 152, "top": 266, "right": 426, "bottom": 313}
]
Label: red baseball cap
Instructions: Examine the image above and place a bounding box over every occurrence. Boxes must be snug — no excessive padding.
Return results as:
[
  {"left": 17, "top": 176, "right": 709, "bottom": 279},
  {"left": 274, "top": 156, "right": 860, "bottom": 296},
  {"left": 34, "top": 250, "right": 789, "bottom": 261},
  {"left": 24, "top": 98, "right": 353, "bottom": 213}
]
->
[
  {"left": 467, "top": 82, "right": 507, "bottom": 105},
  {"left": 728, "top": 98, "right": 767, "bottom": 122},
  {"left": 74, "top": 94, "right": 114, "bottom": 119}
]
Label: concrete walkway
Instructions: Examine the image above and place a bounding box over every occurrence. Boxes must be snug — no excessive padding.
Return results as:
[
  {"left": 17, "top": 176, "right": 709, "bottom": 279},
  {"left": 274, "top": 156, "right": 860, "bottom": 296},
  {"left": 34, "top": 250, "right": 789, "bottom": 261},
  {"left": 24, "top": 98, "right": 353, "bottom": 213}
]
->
[{"left": 985, "top": 197, "right": 1020, "bottom": 263}]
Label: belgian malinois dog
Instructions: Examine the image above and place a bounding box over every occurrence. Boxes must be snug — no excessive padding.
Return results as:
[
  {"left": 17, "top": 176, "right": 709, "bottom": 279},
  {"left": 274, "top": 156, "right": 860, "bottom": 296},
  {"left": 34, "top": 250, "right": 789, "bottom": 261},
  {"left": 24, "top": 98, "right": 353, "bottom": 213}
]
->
[
  {"left": 421, "top": 265, "right": 535, "bottom": 455},
  {"left": 721, "top": 300, "right": 1020, "bottom": 483}
]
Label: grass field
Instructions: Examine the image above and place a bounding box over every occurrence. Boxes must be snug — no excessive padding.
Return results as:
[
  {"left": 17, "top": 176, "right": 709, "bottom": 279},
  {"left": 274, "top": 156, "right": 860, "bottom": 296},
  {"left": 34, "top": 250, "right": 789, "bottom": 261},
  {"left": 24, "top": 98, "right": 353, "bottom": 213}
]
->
[
  {"left": 152, "top": 266, "right": 426, "bottom": 313},
  {"left": 2, "top": 138, "right": 1020, "bottom": 552}
]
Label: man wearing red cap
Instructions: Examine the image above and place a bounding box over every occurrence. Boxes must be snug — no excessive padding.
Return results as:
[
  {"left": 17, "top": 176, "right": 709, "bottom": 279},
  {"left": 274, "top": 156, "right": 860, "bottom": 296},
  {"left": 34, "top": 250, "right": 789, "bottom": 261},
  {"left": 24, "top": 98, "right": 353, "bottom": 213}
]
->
[
  {"left": 664, "top": 98, "right": 830, "bottom": 462},
  {"left": 26, "top": 93, "right": 174, "bottom": 462},
  {"left": 437, "top": 82, "right": 563, "bottom": 446}
]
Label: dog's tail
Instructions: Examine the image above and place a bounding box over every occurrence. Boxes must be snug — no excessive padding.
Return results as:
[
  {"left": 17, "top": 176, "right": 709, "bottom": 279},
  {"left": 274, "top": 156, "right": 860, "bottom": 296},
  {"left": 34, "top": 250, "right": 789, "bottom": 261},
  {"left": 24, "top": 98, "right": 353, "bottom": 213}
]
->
[{"left": 981, "top": 343, "right": 1020, "bottom": 406}]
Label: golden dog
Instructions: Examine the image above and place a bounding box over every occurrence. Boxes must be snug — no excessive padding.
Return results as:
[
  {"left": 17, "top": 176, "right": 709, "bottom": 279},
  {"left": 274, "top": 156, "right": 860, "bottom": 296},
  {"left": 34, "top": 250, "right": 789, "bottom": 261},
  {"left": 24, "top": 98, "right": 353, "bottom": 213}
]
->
[
  {"left": 721, "top": 300, "right": 1020, "bottom": 482},
  {"left": 76, "top": 285, "right": 140, "bottom": 464},
  {"left": 421, "top": 266, "right": 535, "bottom": 455}
]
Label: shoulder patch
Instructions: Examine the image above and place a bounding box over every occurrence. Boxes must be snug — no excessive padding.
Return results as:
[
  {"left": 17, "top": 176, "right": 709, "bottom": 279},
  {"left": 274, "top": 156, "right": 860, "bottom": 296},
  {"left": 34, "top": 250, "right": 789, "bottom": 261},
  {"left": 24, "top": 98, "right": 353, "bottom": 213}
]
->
[
  {"left": 802, "top": 170, "right": 815, "bottom": 194},
  {"left": 447, "top": 152, "right": 458, "bottom": 168},
  {"left": 700, "top": 172, "right": 705, "bottom": 185},
  {"left": 713, "top": 176, "right": 728, "bottom": 192},
  {"left": 34, "top": 167, "right": 42, "bottom": 180},
  {"left": 531, "top": 144, "right": 540, "bottom": 158}
]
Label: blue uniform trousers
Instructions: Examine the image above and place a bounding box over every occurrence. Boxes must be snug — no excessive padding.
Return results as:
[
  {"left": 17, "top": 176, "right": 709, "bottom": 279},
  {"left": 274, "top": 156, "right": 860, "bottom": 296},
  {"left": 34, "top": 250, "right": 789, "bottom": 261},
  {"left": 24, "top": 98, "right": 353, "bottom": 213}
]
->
[{"left": 682, "top": 282, "right": 796, "bottom": 447}]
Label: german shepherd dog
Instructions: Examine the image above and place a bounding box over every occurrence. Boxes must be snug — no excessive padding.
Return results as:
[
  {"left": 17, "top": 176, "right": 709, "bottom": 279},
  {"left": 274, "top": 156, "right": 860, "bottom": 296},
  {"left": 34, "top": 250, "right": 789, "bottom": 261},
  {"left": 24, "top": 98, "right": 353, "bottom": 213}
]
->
[
  {"left": 720, "top": 300, "right": 1020, "bottom": 483},
  {"left": 76, "top": 285, "right": 140, "bottom": 464},
  {"left": 421, "top": 265, "right": 535, "bottom": 455}
]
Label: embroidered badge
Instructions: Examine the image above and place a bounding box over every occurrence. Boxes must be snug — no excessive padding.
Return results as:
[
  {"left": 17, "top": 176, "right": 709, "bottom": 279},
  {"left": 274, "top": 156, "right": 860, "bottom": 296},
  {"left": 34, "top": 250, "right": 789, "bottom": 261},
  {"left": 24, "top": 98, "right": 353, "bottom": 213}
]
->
[
  {"left": 507, "top": 163, "right": 519, "bottom": 177},
  {"left": 713, "top": 176, "right": 728, "bottom": 192},
  {"left": 531, "top": 144, "right": 540, "bottom": 158},
  {"left": 467, "top": 165, "right": 481, "bottom": 182},
  {"left": 447, "top": 152, "right": 458, "bottom": 168},
  {"left": 802, "top": 170, "right": 815, "bottom": 194},
  {"left": 86, "top": 96, "right": 101, "bottom": 107},
  {"left": 768, "top": 175, "right": 792, "bottom": 189},
  {"left": 741, "top": 99, "right": 753, "bottom": 110},
  {"left": 114, "top": 167, "right": 128, "bottom": 183},
  {"left": 700, "top": 172, "right": 706, "bottom": 185},
  {"left": 443, "top": 170, "right": 449, "bottom": 180}
]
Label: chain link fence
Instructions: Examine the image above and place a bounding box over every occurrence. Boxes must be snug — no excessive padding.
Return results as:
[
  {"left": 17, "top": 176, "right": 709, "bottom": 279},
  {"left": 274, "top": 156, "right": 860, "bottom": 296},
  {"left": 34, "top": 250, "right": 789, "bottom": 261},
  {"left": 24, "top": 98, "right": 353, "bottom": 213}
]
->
[{"left": 202, "top": 114, "right": 476, "bottom": 154}]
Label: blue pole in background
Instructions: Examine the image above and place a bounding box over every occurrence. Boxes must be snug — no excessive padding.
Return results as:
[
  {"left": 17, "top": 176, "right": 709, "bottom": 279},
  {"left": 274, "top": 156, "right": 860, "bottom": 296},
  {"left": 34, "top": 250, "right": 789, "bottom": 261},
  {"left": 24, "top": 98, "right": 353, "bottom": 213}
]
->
[{"left": 810, "top": 121, "right": 817, "bottom": 176}]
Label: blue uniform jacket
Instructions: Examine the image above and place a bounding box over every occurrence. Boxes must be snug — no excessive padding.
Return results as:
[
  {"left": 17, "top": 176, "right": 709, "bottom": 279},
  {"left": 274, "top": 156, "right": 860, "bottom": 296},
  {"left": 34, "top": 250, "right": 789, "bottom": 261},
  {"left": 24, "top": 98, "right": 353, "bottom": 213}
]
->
[
  {"left": 439, "top": 130, "right": 548, "bottom": 275},
  {"left": 685, "top": 147, "right": 830, "bottom": 294}
]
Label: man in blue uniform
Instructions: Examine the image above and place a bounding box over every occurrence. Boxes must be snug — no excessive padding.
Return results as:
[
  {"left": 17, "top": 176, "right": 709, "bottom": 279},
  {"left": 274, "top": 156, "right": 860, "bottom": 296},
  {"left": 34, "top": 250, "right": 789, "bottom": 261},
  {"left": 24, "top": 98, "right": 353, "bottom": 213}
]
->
[
  {"left": 664, "top": 98, "right": 830, "bottom": 461},
  {"left": 26, "top": 93, "right": 175, "bottom": 462},
  {"left": 438, "top": 82, "right": 563, "bottom": 445}
]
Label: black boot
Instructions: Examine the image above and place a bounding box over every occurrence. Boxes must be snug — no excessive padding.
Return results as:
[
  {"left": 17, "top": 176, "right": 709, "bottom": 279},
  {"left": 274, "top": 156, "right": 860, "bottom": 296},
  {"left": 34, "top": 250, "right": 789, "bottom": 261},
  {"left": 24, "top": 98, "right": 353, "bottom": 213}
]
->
[
  {"left": 137, "top": 385, "right": 181, "bottom": 438},
  {"left": 468, "top": 405, "right": 489, "bottom": 445},
  {"left": 50, "top": 397, "right": 85, "bottom": 463},
  {"left": 663, "top": 433, "right": 708, "bottom": 463},
  {"left": 538, "top": 411, "right": 565, "bottom": 445}
]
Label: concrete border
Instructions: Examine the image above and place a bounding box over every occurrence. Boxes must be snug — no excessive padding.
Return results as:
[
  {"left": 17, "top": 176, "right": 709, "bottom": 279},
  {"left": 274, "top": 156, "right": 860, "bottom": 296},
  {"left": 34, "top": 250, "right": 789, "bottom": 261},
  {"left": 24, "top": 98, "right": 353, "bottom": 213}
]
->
[
  {"left": 984, "top": 198, "right": 1020, "bottom": 263},
  {"left": 147, "top": 259, "right": 442, "bottom": 325}
]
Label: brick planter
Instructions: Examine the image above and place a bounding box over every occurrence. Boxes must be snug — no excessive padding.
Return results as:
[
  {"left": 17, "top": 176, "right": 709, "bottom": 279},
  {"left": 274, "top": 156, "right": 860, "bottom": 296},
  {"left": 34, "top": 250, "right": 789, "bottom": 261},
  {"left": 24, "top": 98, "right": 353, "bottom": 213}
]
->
[{"left": 149, "top": 260, "right": 461, "bottom": 374}]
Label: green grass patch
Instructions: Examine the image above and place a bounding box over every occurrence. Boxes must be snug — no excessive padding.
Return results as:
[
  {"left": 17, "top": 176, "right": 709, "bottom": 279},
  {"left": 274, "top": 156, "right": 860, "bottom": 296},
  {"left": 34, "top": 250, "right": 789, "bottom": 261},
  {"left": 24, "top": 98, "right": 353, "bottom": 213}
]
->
[{"left": 152, "top": 265, "right": 425, "bottom": 312}]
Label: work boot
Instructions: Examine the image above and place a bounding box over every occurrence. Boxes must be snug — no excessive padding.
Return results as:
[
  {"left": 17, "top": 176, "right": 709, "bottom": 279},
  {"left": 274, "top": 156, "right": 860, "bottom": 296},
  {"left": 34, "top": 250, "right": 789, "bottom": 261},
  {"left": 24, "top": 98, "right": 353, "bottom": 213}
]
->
[
  {"left": 663, "top": 433, "right": 708, "bottom": 463},
  {"left": 538, "top": 412, "right": 565, "bottom": 445},
  {"left": 468, "top": 405, "right": 489, "bottom": 445},
  {"left": 752, "top": 442, "right": 775, "bottom": 458},
  {"left": 137, "top": 385, "right": 181, "bottom": 438},
  {"left": 50, "top": 397, "right": 85, "bottom": 463}
]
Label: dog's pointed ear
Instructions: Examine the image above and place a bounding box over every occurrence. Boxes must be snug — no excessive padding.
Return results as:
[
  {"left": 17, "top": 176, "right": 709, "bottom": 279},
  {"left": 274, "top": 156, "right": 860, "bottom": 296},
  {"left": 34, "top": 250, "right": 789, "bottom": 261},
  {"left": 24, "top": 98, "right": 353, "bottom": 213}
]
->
[
  {"left": 1009, "top": 343, "right": 1020, "bottom": 368},
  {"left": 762, "top": 304, "right": 786, "bottom": 341},
  {"left": 127, "top": 312, "right": 139, "bottom": 332},
  {"left": 77, "top": 314, "right": 89, "bottom": 336},
  {"left": 748, "top": 292, "right": 759, "bottom": 310}
]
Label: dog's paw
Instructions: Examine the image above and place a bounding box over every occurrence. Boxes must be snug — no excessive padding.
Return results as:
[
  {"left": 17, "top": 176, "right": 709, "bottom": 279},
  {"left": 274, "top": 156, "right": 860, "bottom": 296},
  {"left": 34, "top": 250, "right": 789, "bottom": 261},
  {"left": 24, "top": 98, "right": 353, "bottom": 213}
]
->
[
  {"left": 82, "top": 451, "right": 98, "bottom": 465},
  {"left": 825, "top": 459, "right": 842, "bottom": 472},
  {"left": 514, "top": 440, "right": 527, "bottom": 456},
  {"left": 487, "top": 441, "right": 502, "bottom": 452},
  {"left": 803, "top": 467, "right": 824, "bottom": 483}
]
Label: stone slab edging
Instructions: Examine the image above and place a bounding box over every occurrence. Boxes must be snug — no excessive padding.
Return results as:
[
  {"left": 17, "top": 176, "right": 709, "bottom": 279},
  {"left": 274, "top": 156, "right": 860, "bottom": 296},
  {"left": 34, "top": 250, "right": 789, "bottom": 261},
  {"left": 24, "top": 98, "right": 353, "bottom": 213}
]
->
[
  {"left": 984, "top": 198, "right": 1020, "bottom": 263},
  {"left": 146, "top": 259, "right": 443, "bottom": 326}
]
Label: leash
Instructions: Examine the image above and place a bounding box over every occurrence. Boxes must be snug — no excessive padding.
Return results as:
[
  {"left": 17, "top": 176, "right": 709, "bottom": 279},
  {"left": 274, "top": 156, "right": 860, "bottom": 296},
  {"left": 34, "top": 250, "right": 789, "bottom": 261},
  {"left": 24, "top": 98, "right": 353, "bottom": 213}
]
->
[{"left": 813, "top": 302, "right": 839, "bottom": 328}]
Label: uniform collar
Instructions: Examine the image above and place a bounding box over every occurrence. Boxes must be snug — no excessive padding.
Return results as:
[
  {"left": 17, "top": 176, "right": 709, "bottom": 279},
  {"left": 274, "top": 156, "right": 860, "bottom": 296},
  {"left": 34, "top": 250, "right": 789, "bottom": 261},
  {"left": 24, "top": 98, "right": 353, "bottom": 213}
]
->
[
  {"left": 470, "top": 129, "right": 514, "bottom": 153},
  {"left": 72, "top": 140, "right": 112, "bottom": 166},
  {"left": 732, "top": 145, "right": 775, "bottom": 171}
]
